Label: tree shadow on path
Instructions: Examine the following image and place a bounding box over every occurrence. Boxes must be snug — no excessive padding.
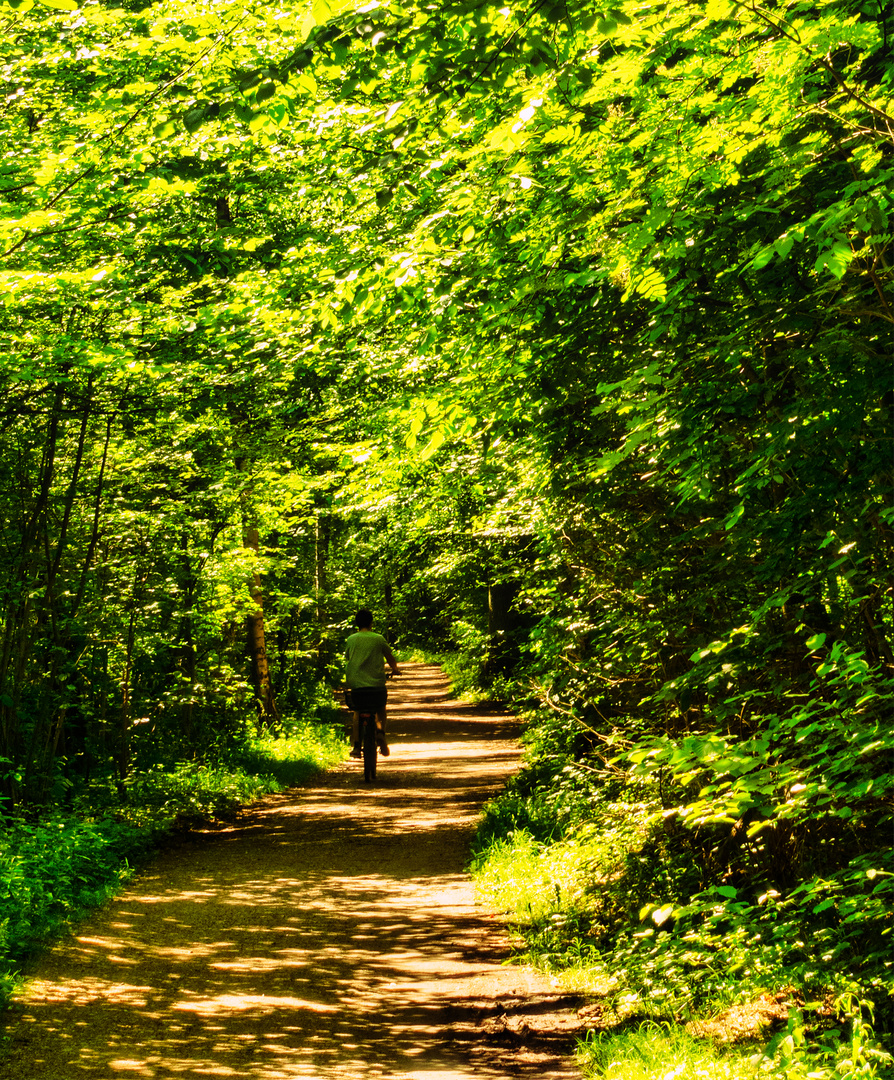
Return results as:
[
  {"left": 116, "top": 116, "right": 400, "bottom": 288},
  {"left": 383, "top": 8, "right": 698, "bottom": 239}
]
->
[{"left": 1, "top": 663, "right": 585, "bottom": 1080}]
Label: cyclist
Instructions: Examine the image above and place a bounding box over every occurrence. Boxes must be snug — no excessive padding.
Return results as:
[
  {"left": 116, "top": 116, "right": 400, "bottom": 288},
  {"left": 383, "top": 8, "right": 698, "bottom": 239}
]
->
[{"left": 345, "top": 608, "right": 400, "bottom": 758}]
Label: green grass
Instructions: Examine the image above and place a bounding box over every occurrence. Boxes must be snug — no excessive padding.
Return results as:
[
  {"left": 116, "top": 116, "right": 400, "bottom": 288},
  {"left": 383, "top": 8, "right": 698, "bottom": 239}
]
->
[
  {"left": 470, "top": 789, "right": 894, "bottom": 1080},
  {"left": 473, "top": 828, "right": 605, "bottom": 924},
  {"left": 577, "top": 1024, "right": 762, "bottom": 1080},
  {"left": 230, "top": 720, "right": 348, "bottom": 789},
  {"left": 0, "top": 718, "right": 347, "bottom": 1009},
  {"left": 576, "top": 1017, "right": 894, "bottom": 1080}
]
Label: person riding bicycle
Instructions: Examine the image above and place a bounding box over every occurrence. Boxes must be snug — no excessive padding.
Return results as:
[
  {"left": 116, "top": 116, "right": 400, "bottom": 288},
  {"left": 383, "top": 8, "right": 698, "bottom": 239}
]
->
[{"left": 345, "top": 608, "right": 400, "bottom": 759}]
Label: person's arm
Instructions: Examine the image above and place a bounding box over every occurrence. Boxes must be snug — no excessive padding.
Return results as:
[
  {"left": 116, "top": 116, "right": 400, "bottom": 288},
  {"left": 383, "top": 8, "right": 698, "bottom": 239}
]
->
[{"left": 383, "top": 645, "right": 400, "bottom": 676}]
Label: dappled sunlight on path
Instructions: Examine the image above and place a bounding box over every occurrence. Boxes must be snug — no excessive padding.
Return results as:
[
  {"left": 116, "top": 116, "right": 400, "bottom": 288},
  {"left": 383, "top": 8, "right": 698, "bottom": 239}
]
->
[{"left": 1, "top": 664, "right": 584, "bottom": 1079}]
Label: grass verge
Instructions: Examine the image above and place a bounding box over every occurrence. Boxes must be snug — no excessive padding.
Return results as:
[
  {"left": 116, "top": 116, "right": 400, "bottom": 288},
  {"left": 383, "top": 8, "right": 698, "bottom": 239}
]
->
[
  {"left": 576, "top": 1022, "right": 770, "bottom": 1080},
  {"left": 468, "top": 750, "right": 894, "bottom": 1080},
  {"left": 472, "top": 814, "right": 894, "bottom": 1079}
]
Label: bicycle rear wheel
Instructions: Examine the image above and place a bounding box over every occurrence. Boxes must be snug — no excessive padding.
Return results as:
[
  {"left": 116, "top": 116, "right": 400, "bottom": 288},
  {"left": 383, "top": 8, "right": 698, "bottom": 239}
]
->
[{"left": 362, "top": 714, "right": 377, "bottom": 782}]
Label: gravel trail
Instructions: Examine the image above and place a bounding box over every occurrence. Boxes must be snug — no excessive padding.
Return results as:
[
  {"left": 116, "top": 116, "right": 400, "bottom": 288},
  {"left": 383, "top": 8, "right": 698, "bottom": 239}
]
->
[{"left": 1, "top": 663, "right": 585, "bottom": 1079}]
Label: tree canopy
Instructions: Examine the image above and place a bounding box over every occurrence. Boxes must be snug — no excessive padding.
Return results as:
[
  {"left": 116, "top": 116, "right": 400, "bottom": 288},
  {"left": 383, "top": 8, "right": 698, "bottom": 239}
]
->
[{"left": 1, "top": 0, "right": 892, "bottom": 1064}]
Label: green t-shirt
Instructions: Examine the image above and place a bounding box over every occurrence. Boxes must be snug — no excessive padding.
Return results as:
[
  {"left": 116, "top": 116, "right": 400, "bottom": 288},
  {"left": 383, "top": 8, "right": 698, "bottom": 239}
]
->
[{"left": 345, "top": 631, "right": 393, "bottom": 688}]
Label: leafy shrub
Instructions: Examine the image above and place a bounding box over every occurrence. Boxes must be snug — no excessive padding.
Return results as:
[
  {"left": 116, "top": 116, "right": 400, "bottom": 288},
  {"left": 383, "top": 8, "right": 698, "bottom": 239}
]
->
[
  {"left": 439, "top": 649, "right": 489, "bottom": 700},
  {"left": 228, "top": 720, "right": 347, "bottom": 788},
  {"left": 126, "top": 762, "right": 268, "bottom": 826},
  {"left": 471, "top": 735, "right": 894, "bottom": 1076},
  {"left": 0, "top": 814, "right": 155, "bottom": 969}
]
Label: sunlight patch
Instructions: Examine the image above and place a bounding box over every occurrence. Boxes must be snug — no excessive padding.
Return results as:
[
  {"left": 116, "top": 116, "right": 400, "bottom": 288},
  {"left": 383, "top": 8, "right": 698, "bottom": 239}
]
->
[{"left": 172, "top": 994, "right": 337, "bottom": 1015}]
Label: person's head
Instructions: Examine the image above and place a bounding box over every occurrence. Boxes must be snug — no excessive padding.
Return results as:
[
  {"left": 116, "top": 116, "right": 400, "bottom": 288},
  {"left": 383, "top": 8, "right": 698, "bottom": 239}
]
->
[{"left": 354, "top": 608, "right": 373, "bottom": 630}]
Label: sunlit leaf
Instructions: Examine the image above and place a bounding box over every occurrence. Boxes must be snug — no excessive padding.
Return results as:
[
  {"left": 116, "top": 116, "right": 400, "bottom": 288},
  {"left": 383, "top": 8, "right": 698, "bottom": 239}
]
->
[{"left": 814, "top": 240, "right": 853, "bottom": 279}]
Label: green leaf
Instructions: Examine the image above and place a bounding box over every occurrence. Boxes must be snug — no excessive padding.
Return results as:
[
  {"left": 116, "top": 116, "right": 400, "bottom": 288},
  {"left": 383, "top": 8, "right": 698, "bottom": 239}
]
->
[
  {"left": 419, "top": 429, "right": 446, "bottom": 461},
  {"left": 312, "top": 0, "right": 331, "bottom": 24},
  {"left": 182, "top": 106, "right": 208, "bottom": 133},
  {"left": 652, "top": 904, "right": 675, "bottom": 926},
  {"left": 237, "top": 70, "right": 264, "bottom": 92},
  {"left": 723, "top": 503, "right": 745, "bottom": 530},
  {"left": 814, "top": 240, "right": 853, "bottom": 279},
  {"left": 625, "top": 267, "right": 666, "bottom": 301},
  {"left": 752, "top": 247, "right": 775, "bottom": 270},
  {"left": 36, "top": 0, "right": 78, "bottom": 8}
]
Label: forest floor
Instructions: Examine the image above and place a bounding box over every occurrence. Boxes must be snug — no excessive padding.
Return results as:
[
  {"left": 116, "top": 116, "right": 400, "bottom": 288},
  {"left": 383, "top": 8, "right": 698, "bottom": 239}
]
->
[{"left": 0, "top": 663, "right": 588, "bottom": 1080}]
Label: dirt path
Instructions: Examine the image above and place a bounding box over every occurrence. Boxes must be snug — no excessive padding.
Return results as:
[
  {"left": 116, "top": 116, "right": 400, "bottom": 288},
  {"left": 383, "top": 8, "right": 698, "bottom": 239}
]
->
[{"left": 1, "top": 664, "right": 587, "bottom": 1079}]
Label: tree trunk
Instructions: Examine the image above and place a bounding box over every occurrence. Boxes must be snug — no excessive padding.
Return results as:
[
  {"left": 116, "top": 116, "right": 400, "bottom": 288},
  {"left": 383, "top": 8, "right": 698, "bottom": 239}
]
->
[
  {"left": 244, "top": 525, "right": 279, "bottom": 723},
  {"left": 117, "top": 601, "right": 137, "bottom": 799},
  {"left": 486, "top": 579, "right": 519, "bottom": 677},
  {"left": 178, "top": 531, "right": 197, "bottom": 741},
  {"left": 314, "top": 508, "right": 329, "bottom": 622}
]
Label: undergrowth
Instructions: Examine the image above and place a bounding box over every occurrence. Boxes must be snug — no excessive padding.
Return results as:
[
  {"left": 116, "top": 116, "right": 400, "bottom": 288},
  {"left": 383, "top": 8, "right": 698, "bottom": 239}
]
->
[
  {"left": 576, "top": 1022, "right": 767, "bottom": 1080},
  {"left": 430, "top": 648, "right": 493, "bottom": 702},
  {"left": 467, "top": 705, "right": 894, "bottom": 1080},
  {"left": 0, "top": 718, "right": 346, "bottom": 1009},
  {"left": 575, "top": 1011, "right": 894, "bottom": 1080}
]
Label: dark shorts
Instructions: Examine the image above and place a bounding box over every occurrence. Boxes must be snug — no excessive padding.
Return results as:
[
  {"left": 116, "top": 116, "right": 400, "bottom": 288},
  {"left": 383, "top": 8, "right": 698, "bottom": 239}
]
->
[{"left": 347, "top": 686, "right": 387, "bottom": 713}]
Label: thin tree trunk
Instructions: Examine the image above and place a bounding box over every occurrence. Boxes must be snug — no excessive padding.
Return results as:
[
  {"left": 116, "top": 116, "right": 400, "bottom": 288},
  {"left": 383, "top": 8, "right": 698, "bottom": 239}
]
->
[
  {"left": 46, "top": 376, "right": 92, "bottom": 598},
  {"left": 71, "top": 413, "right": 112, "bottom": 619},
  {"left": 244, "top": 525, "right": 279, "bottom": 723},
  {"left": 314, "top": 509, "right": 328, "bottom": 622},
  {"left": 178, "top": 530, "right": 197, "bottom": 740},
  {"left": 486, "top": 578, "right": 519, "bottom": 677},
  {"left": 117, "top": 600, "right": 137, "bottom": 796},
  {"left": 0, "top": 385, "right": 63, "bottom": 796}
]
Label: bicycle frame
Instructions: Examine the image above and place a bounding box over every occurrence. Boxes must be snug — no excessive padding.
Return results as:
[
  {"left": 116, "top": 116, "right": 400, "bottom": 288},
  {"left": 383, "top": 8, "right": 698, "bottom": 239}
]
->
[
  {"left": 345, "top": 689, "right": 380, "bottom": 782},
  {"left": 359, "top": 708, "right": 378, "bottom": 782}
]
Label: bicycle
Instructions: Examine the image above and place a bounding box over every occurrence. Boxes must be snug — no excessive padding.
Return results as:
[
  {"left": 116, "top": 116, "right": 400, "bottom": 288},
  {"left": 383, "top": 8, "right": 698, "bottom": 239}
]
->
[{"left": 344, "top": 689, "right": 383, "bottom": 783}]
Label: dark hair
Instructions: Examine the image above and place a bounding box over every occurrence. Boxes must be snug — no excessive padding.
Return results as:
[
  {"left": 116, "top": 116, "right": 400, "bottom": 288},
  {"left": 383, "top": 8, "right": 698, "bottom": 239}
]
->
[{"left": 354, "top": 608, "right": 373, "bottom": 628}]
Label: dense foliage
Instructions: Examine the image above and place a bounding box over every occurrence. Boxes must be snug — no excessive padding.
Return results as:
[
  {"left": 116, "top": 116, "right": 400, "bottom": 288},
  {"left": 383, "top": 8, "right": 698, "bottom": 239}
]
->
[{"left": 1, "top": 0, "right": 892, "bottom": 1072}]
